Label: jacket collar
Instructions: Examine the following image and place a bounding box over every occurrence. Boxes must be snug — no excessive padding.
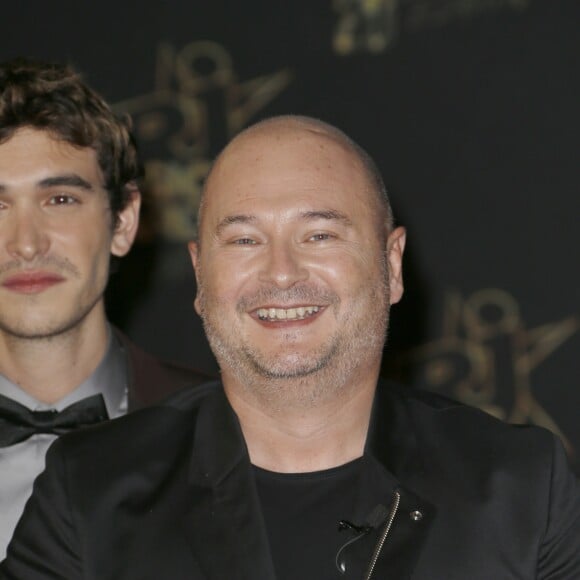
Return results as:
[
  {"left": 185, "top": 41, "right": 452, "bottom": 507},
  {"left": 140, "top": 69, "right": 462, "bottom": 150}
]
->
[
  {"left": 182, "top": 386, "right": 277, "bottom": 580},
  {"left": 185, "top": 380, "right": 427, "bottom": 486},
  {"left": 181, "top": 381, "right": 434, "bottom": 579},
  {"left": 366, "top": 380, "right": 427, "bottom": 487},
  {"left": 351, "top": 380, "right": 435, "bottom": 578}
]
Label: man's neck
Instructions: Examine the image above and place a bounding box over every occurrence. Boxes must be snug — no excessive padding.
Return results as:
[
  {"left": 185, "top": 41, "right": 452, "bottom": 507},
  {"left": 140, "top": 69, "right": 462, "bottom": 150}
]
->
[
  {"left": 0, "top": 312, "right": 110, "bottom": 405},
  {"left": 223, "top": 371, "right": 378, "bottom": 474}
]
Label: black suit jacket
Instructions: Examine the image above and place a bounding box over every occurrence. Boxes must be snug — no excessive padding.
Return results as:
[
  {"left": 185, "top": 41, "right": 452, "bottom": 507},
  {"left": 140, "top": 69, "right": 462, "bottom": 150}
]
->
[
  {"left": 114, "top": 328, "right": 210, "bottom": 409},
  {"left": 2, "top": 381, "right": 579, "bottom": 579}
]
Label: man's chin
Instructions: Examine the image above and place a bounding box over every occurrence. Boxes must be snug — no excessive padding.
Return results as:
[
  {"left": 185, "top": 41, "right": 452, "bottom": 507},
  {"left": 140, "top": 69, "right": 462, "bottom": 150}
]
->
[
  {"left": 0, "top": 315, "right": 86, "bottom": 342},
  {"left": 247, "top": 351, "right": 333, "bottom": 380}
]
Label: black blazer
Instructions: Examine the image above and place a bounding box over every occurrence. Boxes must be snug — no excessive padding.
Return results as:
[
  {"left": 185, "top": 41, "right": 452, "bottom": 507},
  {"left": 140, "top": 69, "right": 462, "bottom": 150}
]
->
[
  {"left": 114, "top": 327, "right": 211, "bottom": 409},
  {"left": 2, "top": 381, "right": 579, "bottom": 579}
]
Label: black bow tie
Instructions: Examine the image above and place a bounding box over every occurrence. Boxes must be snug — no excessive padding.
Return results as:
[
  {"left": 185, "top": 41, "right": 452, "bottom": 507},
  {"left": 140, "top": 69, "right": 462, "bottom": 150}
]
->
[{"left": 0, "top": 393, "right": 109, "bottom": 447}]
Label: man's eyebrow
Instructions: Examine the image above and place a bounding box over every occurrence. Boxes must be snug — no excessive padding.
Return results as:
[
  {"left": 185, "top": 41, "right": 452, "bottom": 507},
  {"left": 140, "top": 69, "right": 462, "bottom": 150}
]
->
[
  {"left": 38, "top": 174, "right": 97, "bottom": 191},
  {"left": 214, "top": 210, "right": 353, "bottom": 234},
  {"left": 300, "top": 209, "right": 352, "bottom": 225},
  {"left": 0, "top": 174, "right": 97, "bottom": 194},
  {"left": 215, "top": 214, "right": 257, "bottom": 235}
]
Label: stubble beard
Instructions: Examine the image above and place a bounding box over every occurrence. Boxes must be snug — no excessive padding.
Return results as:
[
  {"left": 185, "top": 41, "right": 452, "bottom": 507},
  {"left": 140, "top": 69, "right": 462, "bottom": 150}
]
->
[
  {"left": 0, "top": 256, "right": 103, "bottom": 344},
  {"left": 197, "top": 265, "right": 391, "bottom": 411},
  {"left": 0, "top": 291, "right": 104, "bottom": 345}
]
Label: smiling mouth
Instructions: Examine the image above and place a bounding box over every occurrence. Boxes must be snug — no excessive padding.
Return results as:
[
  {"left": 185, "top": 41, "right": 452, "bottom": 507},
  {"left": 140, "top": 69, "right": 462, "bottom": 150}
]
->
[{"left": 256, "top": 306, "right": 321, "bottom": 321}]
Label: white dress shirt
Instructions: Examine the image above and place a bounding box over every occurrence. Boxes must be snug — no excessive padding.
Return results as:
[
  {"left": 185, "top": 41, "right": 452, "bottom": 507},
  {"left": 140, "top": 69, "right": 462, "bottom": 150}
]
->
[{"left": 0, "top": 328, "right": 128, "bottom": 559}]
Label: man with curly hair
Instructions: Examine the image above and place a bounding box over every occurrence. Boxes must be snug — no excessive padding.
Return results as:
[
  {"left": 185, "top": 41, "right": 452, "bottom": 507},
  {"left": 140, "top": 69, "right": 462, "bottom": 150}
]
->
[{"left": 0, "top": 58, "right": 208, "bottom": 558}]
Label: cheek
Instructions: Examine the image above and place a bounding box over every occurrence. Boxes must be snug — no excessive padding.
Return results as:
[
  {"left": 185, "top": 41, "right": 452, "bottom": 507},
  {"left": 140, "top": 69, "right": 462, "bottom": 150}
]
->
[
  {"left": 200, "top": 251, "right": 259, "bottom": 298},
  {"left": 312, "top": 250, "right": 378, "bottom": 291},
  {"left": 54, "top": 226, "right": 112, "bottom": 274}
]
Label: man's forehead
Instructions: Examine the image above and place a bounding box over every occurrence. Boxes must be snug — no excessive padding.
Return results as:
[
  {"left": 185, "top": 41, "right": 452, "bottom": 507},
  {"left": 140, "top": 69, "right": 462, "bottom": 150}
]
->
[
  {"left": 0, "top": 127, "right": 95, "bottom": 159},
  {"left": 0, "top": 128, "right": 104, "bottom": 189},
  {"left": 206, "top": 124, "right": 363, "bottom": 197},
  {"left": 206, "top": 150, "right": 366, "bottom": 210},
  {"left": 197, "top": 116, "right": 386, "bottom": 233},
  {"left": 215, "top": 207, "right": 353, "bottom": 229}
]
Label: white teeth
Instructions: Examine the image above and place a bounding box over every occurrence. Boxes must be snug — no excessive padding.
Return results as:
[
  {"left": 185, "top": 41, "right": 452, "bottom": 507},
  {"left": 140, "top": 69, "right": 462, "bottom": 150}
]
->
[{"left": 257, "top": 306, "right": 320, "bottom": 321}]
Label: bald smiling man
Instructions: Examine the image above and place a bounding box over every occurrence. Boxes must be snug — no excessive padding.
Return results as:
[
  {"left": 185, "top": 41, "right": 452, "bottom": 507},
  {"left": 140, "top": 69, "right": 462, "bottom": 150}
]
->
[{"left": 2, "top": 116, "right": 579, "bottom": 579}]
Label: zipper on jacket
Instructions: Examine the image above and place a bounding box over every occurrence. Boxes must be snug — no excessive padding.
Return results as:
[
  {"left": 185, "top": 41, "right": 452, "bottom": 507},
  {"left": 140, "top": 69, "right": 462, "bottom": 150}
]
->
[{"left": 363, "top": 490, "right": 401, "bottom": 580}]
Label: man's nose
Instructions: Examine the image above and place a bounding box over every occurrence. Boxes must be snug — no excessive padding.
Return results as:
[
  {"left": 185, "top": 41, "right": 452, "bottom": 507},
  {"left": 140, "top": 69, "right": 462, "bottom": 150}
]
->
[
  {"left": 5, "top": 207, "right": 50, "bottom": 261},
  {"left": 258, "top": 241, "right": 308, "bottom": 289}
]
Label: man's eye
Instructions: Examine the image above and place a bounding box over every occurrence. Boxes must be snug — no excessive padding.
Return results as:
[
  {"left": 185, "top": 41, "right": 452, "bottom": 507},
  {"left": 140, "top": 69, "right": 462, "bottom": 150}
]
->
[
  {"left": 48, "top": 194, "right": 78, "bottom": 205},
  {"left": 309, "top": 233, "right": 332, "bottom": 242}
]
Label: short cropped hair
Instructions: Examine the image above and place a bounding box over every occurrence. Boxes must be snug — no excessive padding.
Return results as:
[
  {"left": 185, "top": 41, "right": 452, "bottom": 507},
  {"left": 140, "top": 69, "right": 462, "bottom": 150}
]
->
[{"left": 0, "top": 58, "right": 143, "bottom": 222}]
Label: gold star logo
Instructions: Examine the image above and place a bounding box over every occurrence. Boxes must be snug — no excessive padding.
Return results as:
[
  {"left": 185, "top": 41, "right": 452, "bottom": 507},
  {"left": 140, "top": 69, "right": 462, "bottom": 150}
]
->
[{"left": 409, "top": 288, "right": 578, "bottom": 454}]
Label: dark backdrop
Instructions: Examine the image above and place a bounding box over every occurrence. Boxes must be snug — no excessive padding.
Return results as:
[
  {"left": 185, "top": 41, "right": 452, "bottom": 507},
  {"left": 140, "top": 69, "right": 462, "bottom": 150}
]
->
[{"left": 3, "top": 0, "right": 579, "bottom": 467}]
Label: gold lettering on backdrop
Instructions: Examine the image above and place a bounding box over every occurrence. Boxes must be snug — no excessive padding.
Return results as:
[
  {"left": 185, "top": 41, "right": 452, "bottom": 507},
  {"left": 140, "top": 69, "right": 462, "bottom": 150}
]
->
[
  {"left": 333, "top": 0, "right": 530, "bottom": 54},
  {"left": 115, "top": 41, "right": 293, "bottom": 241},
  {"left": 333, "top": 0, "right": 400, "bottom": 54},
  {"left": 410, "top": 288, "right": 578, "bottom": 453}
]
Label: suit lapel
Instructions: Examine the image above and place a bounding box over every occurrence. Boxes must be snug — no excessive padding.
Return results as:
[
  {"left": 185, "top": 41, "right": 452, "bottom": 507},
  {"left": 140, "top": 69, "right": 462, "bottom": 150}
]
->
[{"left": 181, "top": 388, "right": 276, "bottom": 580}]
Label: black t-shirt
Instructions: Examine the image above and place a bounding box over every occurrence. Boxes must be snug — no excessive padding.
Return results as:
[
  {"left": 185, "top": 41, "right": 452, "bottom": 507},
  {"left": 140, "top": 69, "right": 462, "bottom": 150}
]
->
[{"left": 253, "top": 458, "right": 363, "bottom": 580}]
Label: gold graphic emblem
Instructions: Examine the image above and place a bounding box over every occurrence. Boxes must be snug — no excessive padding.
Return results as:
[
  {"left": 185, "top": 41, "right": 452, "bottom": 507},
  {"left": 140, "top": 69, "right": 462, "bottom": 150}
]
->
[
  {"left": 115, "top": 41, "right": 293, "bottom": 241},
  {"left": 409, "top": 288, "right": 578, "bottom": 453},
  {"left": 333, "top": 0, "right": 529, "bottom": 54}
]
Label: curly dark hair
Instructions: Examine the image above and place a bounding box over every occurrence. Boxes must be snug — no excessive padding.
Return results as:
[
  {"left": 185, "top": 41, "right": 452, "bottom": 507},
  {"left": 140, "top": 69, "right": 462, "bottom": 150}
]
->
[{"left": 0, "top": 57, "right": 143, "bottom": 222}]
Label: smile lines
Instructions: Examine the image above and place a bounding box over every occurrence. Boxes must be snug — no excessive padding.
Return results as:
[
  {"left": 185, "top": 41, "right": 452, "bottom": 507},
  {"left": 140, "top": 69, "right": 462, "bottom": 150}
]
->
[{"left": 256, "top": 306, "right": 320, "bottom": 321}]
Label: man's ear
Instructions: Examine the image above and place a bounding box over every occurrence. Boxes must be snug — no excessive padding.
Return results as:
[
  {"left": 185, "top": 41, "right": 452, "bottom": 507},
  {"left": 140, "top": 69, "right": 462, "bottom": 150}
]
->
[
  {"left": 188, "top": 241, "right": 202, "bottom": 316},
  {"left": 110, "top": 190, "right": 141, "bottom": 257},
  {"left": 386, "top": 226, "right": 406, "bottom": 305}
]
